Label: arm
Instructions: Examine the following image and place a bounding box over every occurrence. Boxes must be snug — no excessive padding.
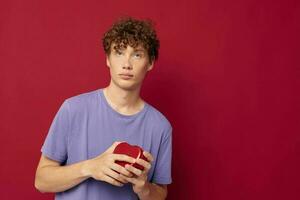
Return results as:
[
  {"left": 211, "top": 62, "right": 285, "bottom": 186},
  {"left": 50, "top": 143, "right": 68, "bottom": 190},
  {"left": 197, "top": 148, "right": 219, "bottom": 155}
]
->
[
  {"left": 35, "top": 142, "right": 136, "bottom": 193},
  {"left": 34, "top": 155, "right": 90, "bottom": 193}
]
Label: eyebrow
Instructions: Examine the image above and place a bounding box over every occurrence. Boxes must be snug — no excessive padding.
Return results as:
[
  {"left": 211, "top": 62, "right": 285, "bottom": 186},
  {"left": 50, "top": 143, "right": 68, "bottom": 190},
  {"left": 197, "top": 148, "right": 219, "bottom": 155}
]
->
[{"left": 134, "top": 49, "right": 146, "bottom": 52}]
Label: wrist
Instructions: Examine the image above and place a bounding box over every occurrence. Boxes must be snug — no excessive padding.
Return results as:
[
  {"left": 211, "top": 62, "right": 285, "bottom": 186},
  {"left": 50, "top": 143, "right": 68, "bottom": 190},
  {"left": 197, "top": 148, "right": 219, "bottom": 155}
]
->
[
  {"left": 137, "top": 181, "right": 151, "bottom": 198},
  {"left": 80, "top": 159, "right": 93, "bottom": 178}
]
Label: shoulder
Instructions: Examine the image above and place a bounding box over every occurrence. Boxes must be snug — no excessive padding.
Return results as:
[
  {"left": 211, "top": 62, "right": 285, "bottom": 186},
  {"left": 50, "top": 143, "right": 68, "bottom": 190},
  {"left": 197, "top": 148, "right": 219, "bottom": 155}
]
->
[
  {"left": 146, "top": 104, "right": 172, "bottom": 128},
  {"left": 146, "top": 103, "right": 173, "bottom": 138},
  {"left": 65, "top": 89, "right": 100, "bottom": 104},
  {"left": 63, "top": 88, "right": 101, "bottom": 113}
]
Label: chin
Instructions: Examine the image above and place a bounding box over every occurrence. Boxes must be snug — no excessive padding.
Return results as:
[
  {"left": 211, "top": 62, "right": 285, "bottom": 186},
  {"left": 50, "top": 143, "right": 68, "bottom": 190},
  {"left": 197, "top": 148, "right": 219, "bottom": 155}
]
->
[
  {"left": 111, "top": 77, "right": 142, "bottom": 91},
  {"left": 116, "top": 81, "right": 139, "bottom": 91}
]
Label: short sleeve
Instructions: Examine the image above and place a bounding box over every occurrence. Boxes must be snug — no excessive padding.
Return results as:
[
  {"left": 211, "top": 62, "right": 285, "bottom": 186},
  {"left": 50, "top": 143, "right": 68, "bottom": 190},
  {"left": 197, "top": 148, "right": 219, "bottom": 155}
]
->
[
  {"left": 41, "top": 100, "right": 70, "bottom": 164},
  {"left": 151, "top": 124, "right": 173, "bottom": 184}
]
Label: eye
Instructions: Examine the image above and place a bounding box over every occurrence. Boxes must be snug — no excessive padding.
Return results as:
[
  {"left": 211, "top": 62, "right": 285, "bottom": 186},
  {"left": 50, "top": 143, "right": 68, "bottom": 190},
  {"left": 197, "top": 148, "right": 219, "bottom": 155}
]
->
[
  {"left": 115, "top": 50, "right": 123, "bottom": 56},
  {"left": 133, "top": 52, "right": 144, "bottom": 58}
]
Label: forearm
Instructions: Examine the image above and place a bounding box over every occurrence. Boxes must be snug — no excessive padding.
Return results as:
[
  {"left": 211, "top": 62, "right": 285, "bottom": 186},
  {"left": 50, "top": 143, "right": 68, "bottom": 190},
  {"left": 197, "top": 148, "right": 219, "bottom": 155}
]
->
[
  {"left": 35, "top": 159, "right": 91, "bottom": 193},
  {"left": 138, "top": 182, "right": 167, "bottom": 200}
]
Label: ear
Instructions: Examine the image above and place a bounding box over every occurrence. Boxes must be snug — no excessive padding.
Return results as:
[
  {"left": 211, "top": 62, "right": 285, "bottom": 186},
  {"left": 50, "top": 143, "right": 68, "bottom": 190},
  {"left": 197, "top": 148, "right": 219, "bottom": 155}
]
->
[
  {"left": 147, "top": 61, "right": 154, "bottom": 72},
  {"left": 106, "top": 56, "right": 111, "bottom": 68}
]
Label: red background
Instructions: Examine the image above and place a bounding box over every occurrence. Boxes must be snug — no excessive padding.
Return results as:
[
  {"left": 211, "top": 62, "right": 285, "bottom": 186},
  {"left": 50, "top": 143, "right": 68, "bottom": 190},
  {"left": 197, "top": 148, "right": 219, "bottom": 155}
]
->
[{"left": 1, "top": 0, "right": 300, "bottom": 199}]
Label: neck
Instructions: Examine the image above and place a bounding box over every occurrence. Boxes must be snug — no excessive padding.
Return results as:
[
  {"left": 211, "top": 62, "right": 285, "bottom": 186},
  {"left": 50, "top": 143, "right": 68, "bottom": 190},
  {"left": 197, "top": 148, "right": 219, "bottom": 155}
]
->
[{"left": 103, "top": 81, "right": 144, "bottom": 115}]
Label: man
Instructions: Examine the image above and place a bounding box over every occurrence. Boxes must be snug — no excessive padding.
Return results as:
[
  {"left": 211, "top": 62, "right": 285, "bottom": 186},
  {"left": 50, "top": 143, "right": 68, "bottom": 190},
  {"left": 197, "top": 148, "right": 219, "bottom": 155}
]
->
[{"left": 35, "top": 17, "right": 172, "bottom": 200}]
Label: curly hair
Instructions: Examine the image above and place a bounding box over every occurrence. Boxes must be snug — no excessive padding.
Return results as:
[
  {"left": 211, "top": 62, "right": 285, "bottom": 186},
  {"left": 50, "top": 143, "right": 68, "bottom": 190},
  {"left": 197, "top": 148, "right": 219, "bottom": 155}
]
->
[{"left": 102, "top": 17, "right": 160, "bottom": 63}]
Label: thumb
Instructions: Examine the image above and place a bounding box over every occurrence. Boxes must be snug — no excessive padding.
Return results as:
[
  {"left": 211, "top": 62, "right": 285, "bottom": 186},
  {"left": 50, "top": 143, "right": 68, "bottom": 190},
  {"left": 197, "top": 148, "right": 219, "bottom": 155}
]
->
[{"left": 106, "top": 141, "right": 124, "bottom": 154}]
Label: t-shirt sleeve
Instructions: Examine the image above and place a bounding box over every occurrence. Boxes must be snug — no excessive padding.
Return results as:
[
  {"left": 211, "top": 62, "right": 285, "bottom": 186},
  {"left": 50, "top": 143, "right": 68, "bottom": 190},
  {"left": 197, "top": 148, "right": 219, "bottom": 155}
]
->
[
  {"left": 41, "top": 100, "right": 70, "bottom": 164},
  {"left": 151, "top": 124, "right": 173, "bottom": 185}
]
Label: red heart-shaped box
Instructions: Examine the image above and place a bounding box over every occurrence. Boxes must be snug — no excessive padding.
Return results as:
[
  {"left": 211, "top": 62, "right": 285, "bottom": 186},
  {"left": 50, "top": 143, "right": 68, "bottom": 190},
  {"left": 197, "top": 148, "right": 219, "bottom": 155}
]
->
[{"left": 113, "top": 142, "right": 148, "bottom": 171}]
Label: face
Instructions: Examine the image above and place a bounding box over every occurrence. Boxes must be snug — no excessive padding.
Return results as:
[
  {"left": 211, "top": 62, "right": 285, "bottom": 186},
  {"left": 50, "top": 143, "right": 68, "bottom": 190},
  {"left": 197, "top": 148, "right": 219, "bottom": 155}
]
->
[{"left": 106, "top": 43, "right": 154, "bottom": 91}]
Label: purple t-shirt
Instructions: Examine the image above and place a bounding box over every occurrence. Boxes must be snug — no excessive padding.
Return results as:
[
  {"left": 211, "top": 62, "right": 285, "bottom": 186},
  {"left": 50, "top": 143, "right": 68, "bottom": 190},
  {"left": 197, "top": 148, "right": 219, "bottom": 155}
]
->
[{"left": 41, "top": 88, "right": 172, "bottom": 200}]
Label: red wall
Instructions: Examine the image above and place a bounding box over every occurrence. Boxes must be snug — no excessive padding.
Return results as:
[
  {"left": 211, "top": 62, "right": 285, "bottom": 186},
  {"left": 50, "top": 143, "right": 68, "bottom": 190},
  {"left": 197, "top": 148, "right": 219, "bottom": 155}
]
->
[{"left": 1, "top": 0, "right": 299, "bottom": 199}]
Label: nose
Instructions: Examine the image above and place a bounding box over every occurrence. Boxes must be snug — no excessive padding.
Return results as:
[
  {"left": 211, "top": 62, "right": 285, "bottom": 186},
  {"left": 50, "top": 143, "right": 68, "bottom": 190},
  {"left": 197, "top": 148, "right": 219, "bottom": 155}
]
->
[
  {"left": 122, "top": 57, "right": 132, "bottom": 70},
  {"left": 122, "top": 65, "right": 132, "bottom": 70}
]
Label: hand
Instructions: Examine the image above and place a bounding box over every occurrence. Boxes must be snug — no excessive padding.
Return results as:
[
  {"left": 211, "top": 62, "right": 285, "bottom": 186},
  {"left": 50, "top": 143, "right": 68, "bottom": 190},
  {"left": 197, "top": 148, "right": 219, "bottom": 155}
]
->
[
  {"left": 119, "top": 151, "right": 154, "bottom": 195},
  {"left": 86, "top": 141, "right": 136, "bottom": 187}
]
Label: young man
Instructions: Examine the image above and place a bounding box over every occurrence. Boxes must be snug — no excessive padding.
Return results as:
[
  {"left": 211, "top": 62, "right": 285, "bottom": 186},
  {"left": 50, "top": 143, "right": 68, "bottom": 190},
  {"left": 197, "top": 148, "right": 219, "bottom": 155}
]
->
[{"left": 35, "top": 17, "right": 172, "bottom": 200}]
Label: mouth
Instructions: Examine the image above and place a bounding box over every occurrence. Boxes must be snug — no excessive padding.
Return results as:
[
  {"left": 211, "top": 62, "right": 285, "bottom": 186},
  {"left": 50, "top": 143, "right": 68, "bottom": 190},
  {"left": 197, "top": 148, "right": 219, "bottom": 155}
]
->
[{"left": 119, "top": 74, "right": 133, "bottom": 80}]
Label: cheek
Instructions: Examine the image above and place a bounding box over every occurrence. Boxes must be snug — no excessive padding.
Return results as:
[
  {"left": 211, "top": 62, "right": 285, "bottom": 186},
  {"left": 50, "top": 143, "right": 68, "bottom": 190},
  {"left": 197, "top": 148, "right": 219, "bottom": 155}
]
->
[
  {"left": 135, "top": 68, "right": 148, "bottom": 80},
  {"left": 135, "top": 61, "right": 150, "bottom": 72},
  {"left": 109, "top": 57, "right": 123, "bottom": 66},
  {"left": 109, "top": 61, "right": 121, "bottom": 72}
]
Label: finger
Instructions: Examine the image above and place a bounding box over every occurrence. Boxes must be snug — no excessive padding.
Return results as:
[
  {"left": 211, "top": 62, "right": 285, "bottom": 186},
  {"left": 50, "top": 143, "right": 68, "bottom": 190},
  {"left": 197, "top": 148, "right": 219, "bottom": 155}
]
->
[
  {"left": 136, "top": 158, "right": 151, "bottom": 172},
  {"left": 125, "top": 164, "right": 142, "bottom": 176},
  {"left": 111, "top": 163, "right": 134, "bottom": 177},
  {"left": 106, "top": 141, "right": 124, "bottom": 153},
  {"left": 104, "top": 168, "right": 128, "bottom": 184},
  {"left": 113, "top": 154, "right": 135, "bottom": 163},
  {"left": 143, "top": 151, "right": 154, "bottom": 162},
  {"left": 119, "top": 173, "right": 138, "bottom": 185},
  {"left": 102, "top": 174, "right": 124, "bottom": 187}
]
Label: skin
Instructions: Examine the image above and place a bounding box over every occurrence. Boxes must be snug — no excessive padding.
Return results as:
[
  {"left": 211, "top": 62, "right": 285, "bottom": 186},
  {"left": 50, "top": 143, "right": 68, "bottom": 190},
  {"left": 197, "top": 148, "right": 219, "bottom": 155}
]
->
[
  {"left": 103, "top": 43, "right": 154, "bottom": 116},
  {"left": 35, "top": 43, "right": 168, "bottom": 200}
]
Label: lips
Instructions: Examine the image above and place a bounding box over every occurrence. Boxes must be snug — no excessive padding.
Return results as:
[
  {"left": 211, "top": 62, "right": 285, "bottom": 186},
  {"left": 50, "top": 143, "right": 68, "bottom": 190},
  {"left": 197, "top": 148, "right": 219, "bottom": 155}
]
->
[{"left": 119, "top": 74, "right": 133, "bottom": 79}]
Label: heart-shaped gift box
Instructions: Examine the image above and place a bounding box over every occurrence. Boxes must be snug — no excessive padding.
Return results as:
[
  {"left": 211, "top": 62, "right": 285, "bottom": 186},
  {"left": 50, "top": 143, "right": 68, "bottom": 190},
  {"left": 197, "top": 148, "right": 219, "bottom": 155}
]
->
[{"left": 113, "top": 142, "right": 148, "bottom": 171}]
